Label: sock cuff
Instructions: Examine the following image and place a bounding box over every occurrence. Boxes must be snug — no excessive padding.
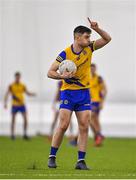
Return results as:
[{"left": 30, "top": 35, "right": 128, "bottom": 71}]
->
[
  {"left": 78, "top": 151, "right": 86, "bottom": 154},
  {"left": 51, "top": 146, "right": 58, "bottom": 150},
  {"left": 49, "top": 155, "right": 56, "bottom": 158},
  {"left": 78, "top": 158, "right": 85, "bottom": 162},
  {"left": 49, "top": 146, "right": 59, "bottom": 157}
]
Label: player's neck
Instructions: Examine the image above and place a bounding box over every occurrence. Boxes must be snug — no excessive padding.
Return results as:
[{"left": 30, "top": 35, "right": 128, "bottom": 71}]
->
[
  {"left": 72, "top": 43, "right": 83, "bottom": 54},
  {"left": 92, "top": 73, "right": 96, "bottom": 77},
  {"left": 14, "top": 81, "right": 20, "bottom": 84}
]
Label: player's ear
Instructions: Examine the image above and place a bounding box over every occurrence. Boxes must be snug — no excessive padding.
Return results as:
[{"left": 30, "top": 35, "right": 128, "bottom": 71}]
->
[{"left": 74, "top": 33, "right": 80, "bottom": 40}]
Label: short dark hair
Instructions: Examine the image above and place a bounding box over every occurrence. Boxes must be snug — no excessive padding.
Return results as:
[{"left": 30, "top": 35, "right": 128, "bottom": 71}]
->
[
  {"left": 15, "top": 72, "right": 21, "bottom": 76},
  {"left": 91, "top": 63, "right": 96, "bottom": 68},
  {"left": 74, "top": 26, "right": 92, "bottom": 36}
]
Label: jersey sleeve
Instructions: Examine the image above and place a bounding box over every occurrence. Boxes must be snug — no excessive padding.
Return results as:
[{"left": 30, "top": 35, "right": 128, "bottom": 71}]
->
[
  {"left": 89, "top": 41, "right": 96, "bottom": 52},
  {"left": 56, "top": 51, "right": 66, "bottom": 63}
]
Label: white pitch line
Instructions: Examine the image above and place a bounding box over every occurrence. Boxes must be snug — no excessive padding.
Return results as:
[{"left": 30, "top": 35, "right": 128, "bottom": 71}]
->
[{"left": 0, "top": 173, "right": 136, "bottom": 177}]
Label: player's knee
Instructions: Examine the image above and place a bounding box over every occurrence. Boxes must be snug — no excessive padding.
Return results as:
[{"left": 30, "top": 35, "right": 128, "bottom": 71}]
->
[
  {"left": 59, "top": 123, "right": 68, "bottom": 132},
  {"left": 91, "top": 112, "right": 97, "bottom": 118},
  {"left": 79, "top": 123, "right": 89, "bottom": 133},
  {"left": 59, "top": 118, "right": 69, "bottom": 132}
]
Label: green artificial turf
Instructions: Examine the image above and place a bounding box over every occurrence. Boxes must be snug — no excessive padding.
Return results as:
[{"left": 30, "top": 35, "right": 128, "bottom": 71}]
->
[{"left": 0, "top": 136, "right": 135, "bottom": 179}]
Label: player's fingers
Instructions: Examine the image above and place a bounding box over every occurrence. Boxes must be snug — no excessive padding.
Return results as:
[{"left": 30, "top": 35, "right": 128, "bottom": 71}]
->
[
  {"left": 92, "top": 22, "right": 97, "bottom": 25},
  {"left": 87, "top": 17, "right": 92, "bottom": 24},
  {"left": 70, "top": 72, "right": 75, "bottom": 77}
]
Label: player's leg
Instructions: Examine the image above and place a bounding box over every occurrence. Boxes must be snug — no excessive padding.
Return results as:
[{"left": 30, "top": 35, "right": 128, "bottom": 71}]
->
[
  {"left": 75, "top": 110, "right": 91, "bottom": 170},
  {"left": 76, "top": 110, "right": 90, "bottom": 152},
  {"left": 11, "top": 106, "right": 18, "bottom": 140},
  {"left": 92, "top": 112, "right": 101, "bottom": 133},
  {"left": 90, "top": 111, "right": 98, "bottom": 134},
  {"left": 90, "top": 113, "right": 96, "bottom": 134},
  {"left": 11, "top": 113, "right": 16, "bottom": 140},
  {"left": 20, "top": 105, "right": 29, "bottom": 139},
  {"left": 48, "top": 108, "right": 72, "bottom": 168},
  {"left": 51, "top": 109, "right": 72, "bottom": 147},
  {"left": 90, "top": 103, "right": 104, "bottom": 146},
  {"left": 93, "top": 112, "right": 104, "bottom": 146},
  {"left": 22, "top": 112, "right": 28, "bottom": 139}
]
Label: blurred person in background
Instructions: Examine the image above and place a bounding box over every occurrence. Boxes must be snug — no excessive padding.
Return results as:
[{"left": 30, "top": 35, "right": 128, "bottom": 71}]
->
[
  {"left": 4, "top": 72, "right": 36, "bottom": 140},
  {"left": 90, "top": 63, "right": 107, "bottom": 146}
]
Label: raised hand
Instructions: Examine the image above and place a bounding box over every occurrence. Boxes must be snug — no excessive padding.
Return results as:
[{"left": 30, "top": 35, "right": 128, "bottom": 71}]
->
[{"left": 87, "top": 17, "right": 99, "bottom": 31}]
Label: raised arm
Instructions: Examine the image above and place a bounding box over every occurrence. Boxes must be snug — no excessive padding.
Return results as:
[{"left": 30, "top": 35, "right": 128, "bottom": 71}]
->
[{"left": 87, "top": 17, "right": 111, "bottom": 50}]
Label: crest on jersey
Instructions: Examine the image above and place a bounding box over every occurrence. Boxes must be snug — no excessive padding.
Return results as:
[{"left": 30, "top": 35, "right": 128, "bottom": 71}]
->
[{"left": 76, "top": 56, "right": 80, "bottom": 60}]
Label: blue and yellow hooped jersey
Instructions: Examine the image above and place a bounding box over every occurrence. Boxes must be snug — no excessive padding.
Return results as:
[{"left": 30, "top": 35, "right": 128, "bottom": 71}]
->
[
  {"left": 56, "top": 42, "right": 95, "bottom": 91},
  {"left": 10, "top": 82, "right": 26, "bottom": 106}
]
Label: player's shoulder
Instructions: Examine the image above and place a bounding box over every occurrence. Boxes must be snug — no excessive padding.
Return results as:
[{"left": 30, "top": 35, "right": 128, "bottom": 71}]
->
[
  {"left": 20, "top": 82, "right": 26, "bottom": 88},
  {"left": 9, "top": 82, "right": 15, "bottom": 88},
  {"left": 56, "top": 45, "right": 71, "bottom": 63},
  {"left": 64, "top": 45, "right": 72, "bottom": 51}
]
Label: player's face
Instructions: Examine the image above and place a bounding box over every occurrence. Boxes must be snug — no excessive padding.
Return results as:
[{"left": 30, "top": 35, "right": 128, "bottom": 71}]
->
[
  {"left": 78, "top": 33, "right": 91, "bottom": 47},
  {"left": 91, "top": 66, "right": 96, "bottom": 74},
  {"left": 15, "top": 75, "right": 21, "bottom": 82}
]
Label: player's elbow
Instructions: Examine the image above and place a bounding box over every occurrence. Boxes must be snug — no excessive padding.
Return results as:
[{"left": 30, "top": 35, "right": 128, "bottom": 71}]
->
[
  {"left": 104, "top": 35, "right": 112, "bottom": 44},
  {"left": 47, "top": 70, "right": 52, "bottom": 79},
  {"left": 107, "top": 35, "right": 112, "bottom": 43}
]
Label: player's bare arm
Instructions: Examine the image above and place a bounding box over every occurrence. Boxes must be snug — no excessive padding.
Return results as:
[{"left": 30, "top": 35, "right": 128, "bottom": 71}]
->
[
  {"left": 47, "top": 61, "right": 74, "bottom": 80},
  {"left": 100, "top": 80, "right": 107, "bottom": 109},
  {"left": 25, "top": 87, "right": 36, "bottom": 96},
  {"left": 4, "top": 86, "right": 11, "bottom": 109},
  {"left": 87, "top": 17, "right": 111, "bottom": 50},
  {"left": 101, "top": 81, "right": 107, "bottom": 101}
]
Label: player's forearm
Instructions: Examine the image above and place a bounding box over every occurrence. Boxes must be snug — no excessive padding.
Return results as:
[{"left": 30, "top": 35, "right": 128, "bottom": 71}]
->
[
  {"left": 101, "top": 92, "right": 107, "bottom": 102},
  {"left": 47, "top": 70, "right": 63, "bottom": 80},
  {"left": 54, "top": 91, "right": 60, "bottom": 101},
  {"left": 95, "top": 28, "right": 111, "bottom": 42},
  {"left": 4, "top": 94, "right": 8, "bottom": 105},
  {"left": 27, "top": 92, "right": 36, "bottom": 96}
]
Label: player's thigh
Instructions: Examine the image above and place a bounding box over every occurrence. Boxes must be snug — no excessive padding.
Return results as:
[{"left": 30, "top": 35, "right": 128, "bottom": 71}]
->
[
  {"left": 75, "top": 110, "right": 91, "bottom": 129},
  {"left": 21, "top": 112, "right": 27, "bottom": 121},
  {"left": 91, "top": 111, "right": 99, "bottom": 121},
  {"left": 58, "top": 109, "right": 72, "bottom": 129},
  {"left": 11, "top": 113, "right": 16, "bottom": 121}
]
